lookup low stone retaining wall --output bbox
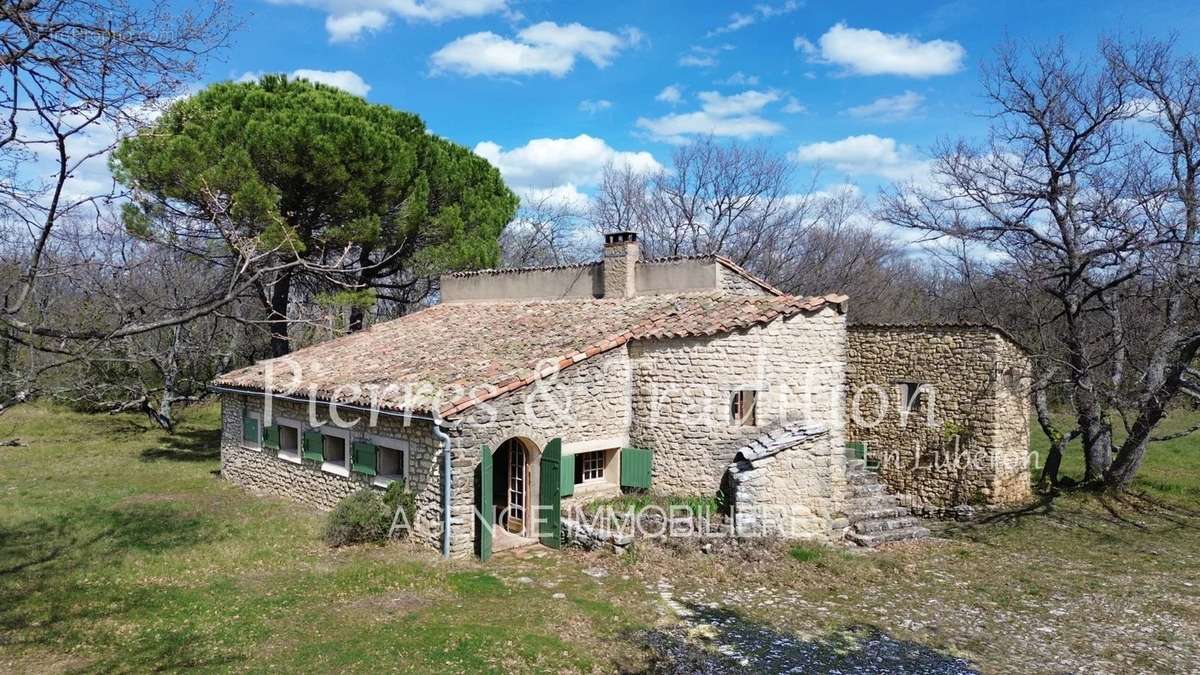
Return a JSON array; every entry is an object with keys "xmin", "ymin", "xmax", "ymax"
[{"xmin": 561, "ymin": 516, "xmax": 634, "ymax": 553}]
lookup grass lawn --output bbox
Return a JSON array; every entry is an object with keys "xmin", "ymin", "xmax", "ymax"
[
  {"xmin": 1, "ymin": 403, "xmax": 1198, "ymax": 673},
  {"xmin": 0, "ymin": 405, "xmax": 655, "ymax": 673}
]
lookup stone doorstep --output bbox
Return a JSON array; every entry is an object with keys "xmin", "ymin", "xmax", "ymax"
[
  {"xmin": 853, "ymin": 516, "xmax": 923, "ymax": 534},
  {"xmin": 845, "ymin": 526, "xmax": 931, "ymax": 547}
]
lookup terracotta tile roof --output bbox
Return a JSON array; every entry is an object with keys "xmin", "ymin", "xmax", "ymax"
[{"xmin": 214, "ymin": 292, "xmax": 847, "ymax": 419}]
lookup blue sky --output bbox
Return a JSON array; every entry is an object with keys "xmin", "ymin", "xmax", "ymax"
[{"xmin": 196, "ymin": 1, "xmax": 1200, "ymax": 207}]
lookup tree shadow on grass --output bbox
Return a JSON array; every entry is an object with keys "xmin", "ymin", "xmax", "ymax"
[
  {"xmin": 628, "ymin": 603, "xmax": 976, "ymax": 674},
  {"xmin": 936, "ymin": 489, "xmax": 1200, "ymax": 546},
  {"xmin": 0, "ymin": 501, "xmax": 238, "ymax": 668},
  {"xmin": 140, "ymin": 427, "xmax": 221, "ymax": 462}
]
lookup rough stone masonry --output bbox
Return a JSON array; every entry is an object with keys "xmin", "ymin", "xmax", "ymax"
[{"xmin": 845, "ymin": 324, "xmax": 1033, "ymax": 513}]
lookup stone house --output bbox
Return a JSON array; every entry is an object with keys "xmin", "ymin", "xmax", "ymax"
[
  {"xmin": 212, "ymin": 232, "xmax": 1032, "ymax": 558},
  {"xmin": 845, "ymin": 324, "xmax": 1033, "ymax": 512}
]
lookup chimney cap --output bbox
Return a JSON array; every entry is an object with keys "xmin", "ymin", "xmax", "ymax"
[{"xmin": 604, "ymin": 231, "xmax": 638, "ymax": 244}]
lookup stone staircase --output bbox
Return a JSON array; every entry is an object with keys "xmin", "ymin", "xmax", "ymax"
[{"xmin": 843, "ymin": 459, "xmax": 930, "ymax": 547}]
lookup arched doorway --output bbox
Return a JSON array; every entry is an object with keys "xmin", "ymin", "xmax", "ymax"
[{"xmin": 491, "ymin": 438, "xmax": 540, "ymax": 543}]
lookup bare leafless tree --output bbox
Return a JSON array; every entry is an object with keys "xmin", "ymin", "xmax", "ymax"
[
  {"xmin": 500, "ymin": 191, "xmax": 590, "ymax": 267},
  {"xmin": 879, "ymin": 38, "xmax": 1200, "ymax": 490}
]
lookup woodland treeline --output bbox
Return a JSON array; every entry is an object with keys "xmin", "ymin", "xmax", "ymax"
[{"xmin": 0, "ymin": 1, "xmax": 1195, "ymax": 491}]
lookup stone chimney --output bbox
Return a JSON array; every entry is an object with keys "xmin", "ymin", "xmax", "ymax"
[{"xmin": 602, "ymin": 231, "xmax": 639, "ymax": 299}]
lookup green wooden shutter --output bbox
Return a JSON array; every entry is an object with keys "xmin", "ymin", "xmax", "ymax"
[
  {"xmin": 242, "ymin": 415, "xmax": 259, "ymax": 444},
  {"xmin": 620, "ymin": 447, "xmax": 652, "ymax": 490},
  {"xmin": 302, "ymin": 431, "xmax": 324, "ymax": 462},
  {"xmin": 477, "ymin": 445, "xmax": 493, "ymax": 561},
  {"xmin": 539, "ymin": 438, "xmax": 562, "ymax": 549},
  {"xmin": 846, "ymin": 442, "xmax": 866, "ymax": 460},
  {"xmin": 560, "ymin": 452, "xmax": 575, "ymax": 497},
  {"xmin": 263, "ymin": 424, "xmax": 280, "ymax": 450},
  {"xmin": 351, "ymin": 441, "xmax": 377, "ymax": 476}
]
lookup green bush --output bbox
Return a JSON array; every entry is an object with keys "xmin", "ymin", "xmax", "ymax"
[
  {"xmin": 323, "ymin": 489, "xmax": 391, "ymax": 547},
  {"xmin": 382, "ymin": 481, "xmax": 417, "ymax": 539},
  {"xmin": 789, "ymin": 543, "xmax": 825, "ymax": 563}
]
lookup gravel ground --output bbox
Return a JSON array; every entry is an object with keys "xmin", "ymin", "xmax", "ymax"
[{"xmin": 640, "ymin": 579, "xmax": 978, "ymax": 674}]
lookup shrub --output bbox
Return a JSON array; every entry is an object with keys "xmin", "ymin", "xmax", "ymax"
[
  {"xmin": 323, "ymin": 489, "xmax": 391, "ymax": 547},
  {"xmin": 382, "ymin": 481, "xmax": 416, "ymax": 539},
  {"xmin": 789, "ymin": 543, "xmax": 825, "ymax": 563}
]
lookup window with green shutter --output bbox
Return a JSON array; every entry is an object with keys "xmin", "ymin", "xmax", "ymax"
[
  {"xmin": 242, "ymin": 415, "xmax": 259, "ymax": 445},
  {"xmin": 351, "ymin": 441, "xmax": 377, "ymax": 476},
  {"xmin": 263, "ymin": 424, "xmax": 281, "ymax": 450},
  {"xmin": 302, "ymin": 431, "xmax": 324, "ymax": 462}
]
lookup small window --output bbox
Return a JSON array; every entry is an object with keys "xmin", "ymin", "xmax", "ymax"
[
  {"xmin": 574, "ymin": 450, "xmax": 605, "ymax": 484},
  {"xmin": 323, "ymin": 434, "xmax": 347, "ymax": 467},
  {"xmin": 730, "ymin": 390, "xmax": 757, "ymax": 427},
  {"xmin": 277, "ymin": 423, "xmax": 301, "ymax": 462},
  {"xmin": 900, "ymin": 382, "xmax": 925, "ymax": 413},
  {"xmin": 375, "ymin": 444, "xmax": 407, "ymax": 485},
  {"xmin": 242, "ymin": 412, "xmax": 261, "ymax": 449}
]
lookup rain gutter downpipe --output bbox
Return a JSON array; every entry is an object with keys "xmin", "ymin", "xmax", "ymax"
[{"xmin": 432, "ymin": 419, "xmax": 452, "ymax": 559}]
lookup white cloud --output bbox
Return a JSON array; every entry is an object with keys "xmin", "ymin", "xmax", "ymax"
[
  {"xmin": 518, "ymin": 184, "xmax": 592, "ymax": 212},
  {"xmin": 793, "ymin": 36, "xmax": 817, "ymax": 55},
  {"xmin": 707, "ymin": 0, "xmax": 799, "ymax": 37},
  {"xmin": 237, "ymin": 69, "xmax": 372, "ymax": 97},
  {"xmin": 636, "ymin": 89, "xmax": 784, "ymax": 143},
  {"xmin": 656, "ymin": 84, "xmax": 684, "ymax": 104},
  {"xmin": 782, "ymin": 97, "xmax": 806, "ymax": 114},
  {"xmin": 431, "ymin": 22, "xmax": 637, "ymax": 77},
  {"xmin": 679, "ymin": 53, "xmax": 717, "ymax": 68},
  {"xmin": 678, "ymin": 44, "xmax": 732, "ymax": 68},
  {"xmin": 324, "ymin": 10, "xmax": 389, "ymax": 42},
  {"xmin": 578, "ymin": 99, "xmax": 613, "ymax": 114},
  {"xmin": 790, "ymin": 134, "xmax": 928, "ymax": 180},
  {"xmin": 846, "ymin": 91, "xmax": 924, "ymax": 121},
  {"xmin": 474, "ymin": 134, "xmax": 662, "ymax": 191},
  {"xmin": 271, "ymin": 0, "xmax": 510, "ymax": 42},
  {"xmin": 289, "ymin": 69, "xmax": 372, "ymax": 96},
  {"xmin": 798, "ymin": 23, "xmax": 965, "ymax": 77},
  {"xmin": 717, "ymin": 71, "xmax": 759, "ymax": 86}
]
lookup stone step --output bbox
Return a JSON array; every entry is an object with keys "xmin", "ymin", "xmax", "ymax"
[
  {"xmin": 852, "ymin": 516, "xmax": 924, "ymax": 534},
  {"xmin": 847, "ymin": 471, "xmax": 882, "ymax": 486},
  {"xmin": 846, "ymin": 458, "xmax": 866, "ymax": 471},
  {"xmin": 847, "ymin": 506, "xmax": 910, "ymax": 524},
  {"xmin": 845, "ymin": 525, "xmax": 931, "ymax": 547},
  {"xmin": 849, "ymin": 482, "xmax": 885, "ymax": 497},
  {"xmin": 846, "ymin": 494, "xmax": 900, "ymax": 511}
]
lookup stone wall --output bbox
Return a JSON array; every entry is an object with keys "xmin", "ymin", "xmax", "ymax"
[
  {"xmin": 718, "ymin": 265, "xmax": 775, "ymax": 296},
  {"xmin": 845, "ymin": 325, "xmax": 1032, "ymax": 511},
  {"xmin": 628, "ymin": 306, "xmax": 848, "ymax": 503},
  {"xmin": 449, "ymin": 347, "xmax": 632, "ymax": 557},
  {"xmin": 219, "ymin": 394, "xmax": 445, "ymax": 549},
  {"xmin": 726, "ymin": 422, "xmax": 842, "ymax": 538}
]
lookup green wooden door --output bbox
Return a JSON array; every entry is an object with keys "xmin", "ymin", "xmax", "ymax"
[
  {"xmin": 476, "ymin": 445, "xmax": 493, "ymax": 561},
  {"xmin": 539, "ymin": 438, "xmax": 562, "ymax": 549}
]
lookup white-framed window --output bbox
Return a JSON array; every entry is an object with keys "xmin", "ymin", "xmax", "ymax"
[
  {"xmin": 369, "ymin": 435, "xmax": 409, "ymax": 488},
  {"xmin": 575, "ymin": 450, "xmax": 606, "ymax": 484},
  {"xmin": 320, "ymin": 426, "xmax": 351, "ymax": 477},
  {"xmin": 241, "ymin": 409, "xmax": 262, "ymax": 449},
  {"xmin": 275, "ymin": 418, "xmax": 303, "ymax": 464}
]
